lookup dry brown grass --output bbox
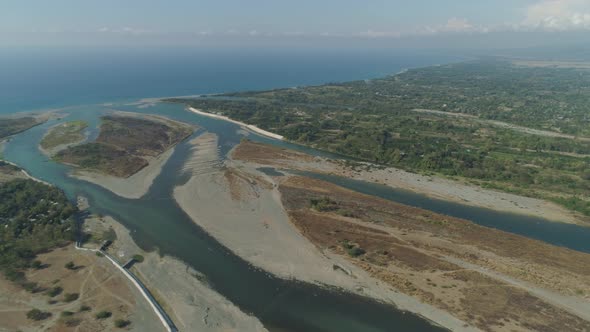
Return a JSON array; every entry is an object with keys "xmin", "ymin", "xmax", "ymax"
[
  {"xmin": 0, "ymin": 246, "xmax": 138, "ymax": 332},
  {"xmin": 279, "ymin": 175, "xmax": 590, "ymax": 332}
]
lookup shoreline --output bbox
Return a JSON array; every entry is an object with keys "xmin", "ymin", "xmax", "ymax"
[
  {"xmin": 232, "ymin": 141, "xmax": 587, "ymax": 226},
  {"xmin": 338, "ymin": 161, "xmax": 586, "ymax": 225},
  {"xmin": 1, "ymin": 160, "xmax": 53, "ymax": 186},
  {"xmin": 73, "ymin": 146, "xmax": 175, "ymax": 199},
  {"xmin": 187, "ymin": 107, "xmax": 284, "ymax": 140},
  {"xmin": 91, "ymin": 214, "xmax": 267, "ymax": 332}
]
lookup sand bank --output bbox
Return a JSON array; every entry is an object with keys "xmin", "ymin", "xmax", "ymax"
[
  {"xmin": 343, "ymin": 163, "xmax": 585, "ymax": 225},
  {"xmin": 188, "ymin": 107, "xmax": 284, "ymax": 140},
  {"xmin": 173, "ymin": 133, "xmax": 478, "ymax": 332},
  {"xmin": 1, "ymin": 160, "xmax": 53, "ymax": 186},
  {"xmin": 74, "ymin": 147, "xmax": 174, "ymax": 199},
  {"xmin": 97, "ymin": 216, "xmax": 266, "ymax": 332},
  {"xmin": 232, "ymin": 141, "xmax": 587, "ymax": 225}
]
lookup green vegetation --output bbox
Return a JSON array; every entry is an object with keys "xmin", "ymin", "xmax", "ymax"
[
  {"xmin": 55, "ymin": 142, "xmax": 148, "ymax": 177},
  {"xmin": 95, "ymin": 310, "xmax": 112, "ymax": 319},
  {"xmin": 79, "ymin": 305, "xmax": 92, "ymax": 312},
  {"xmin": 46, "ymin": 286, "xmax": 63, "ymax": 297},
  {"xmin": 309, "ymin": 197, "xmax": 338, "ymax": 212},
  {"xmin": 61, "ymin": 310, "xmax": 74, "ymax": 317},
  {"xmin": 132, "ymin": 254, "xmax": 144, "ymax": 263},
  {"xmin": 26, "ymin": 308, "xmax": 51, "ymax": 321},
  {"xmin": 0, "ymin": 179, "xmax": 77, "ymax": 288},
  {"xmin": 114, "ymin": 319, "xmax": 131, "ymax": 328},
  {"xmin": 63, "ymin": 293, "xmax": 79, "ymax": 302},
  {"xmin": 64, "ymin": 261, "xmax": 76, "ymax": 270},
  {"xmin": 64, "ymin": 318, "xmax": 82, "ymax": 327},
  {"xmin": 341, "ymin": 241, "xmax": 366, "ymax": 257},
  {"xmin": 0, "ymin": 117, "xmax": 42, "ymax": 139},
  {"xmin": 40, "ymin": 120, "xmax": 88, "ymax": 151},
  {"xmin": 169, "ymin": 60, "xmax": 590, "ymax": 216},
  {"xmin": 54, "ymin": 115, "xmax": 193, "ymax": 177}
]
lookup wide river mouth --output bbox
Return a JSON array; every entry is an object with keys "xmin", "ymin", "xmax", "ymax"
[{"xmin": 5, "ymin": 100, "xmax": 590, "ymax": 331}]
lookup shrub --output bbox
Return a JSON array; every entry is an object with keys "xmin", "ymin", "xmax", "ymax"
[
  {"xmin": 46, "ymin": 286, "xmax": 63, "ymax": 297},
  {"xmin": 347, "ymin": 247, "xmax": 366, "ymax": 257},
  {"xmin": 64, "ymin": 261, "xmax": 76, "ymax": 270},
  {"xmin": 95, "ymin": 311, "xmax": 112, "ymax": 319},
  {"xmin": 61, "ymin": 311, "xmax": 74, "ymax": 317},
  {"xmin": 22, "ymin": 281, "xmax": 40, "ymax": 293},
  {"xmin": 132, "ymin": 254, "xmax": 144, "ymax": 263},
  {"xmin": 95, "ymin": 251, "xmax": 104, "ymax": 257},
  {"xmin": 31, "ymin": 260, "xmax": 43, "ymax": 269},
  {"xmin": 65, "ymin": 318, "xmax": 82, "ymax": 327},
  {"xmin": 114, "ymin": 319, "xmax": 131, "ymax": 328},
  {"xmin": 26, "ymin": 309, "xmax": 51, "ymax": 321},
  {"xmin": 63, "ymin": 293, "xmax": 79, "ymax": 302},
  {"xmin": 79, "ymin": 305, "xmax": 92, "ymax": 312}
]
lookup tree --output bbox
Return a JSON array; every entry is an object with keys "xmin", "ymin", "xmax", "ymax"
[
  {"xmin": 26, "ymin": 308, "xmax": 51, "ymax": 321},
  {"xmin": 95, "ymin": 311, "xmax": 112, "ymax": 319},
  {"xmin": 114, "ymin": 319, "xmax": 131, "ymax": 328}
]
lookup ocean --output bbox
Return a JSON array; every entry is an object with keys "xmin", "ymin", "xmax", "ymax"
[{"xmin": 0, "ymin": 47, "xmax": 461, "ymax": 114}]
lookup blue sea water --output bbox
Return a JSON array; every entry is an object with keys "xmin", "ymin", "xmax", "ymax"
[{"xmin": 0, "ymin": 47, "xmax": 461, "ymax": 114}]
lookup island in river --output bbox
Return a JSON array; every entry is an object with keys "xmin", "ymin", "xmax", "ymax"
[{"xmin": 54, "ymin": 111, "xmax": 195, "ymax": 199}]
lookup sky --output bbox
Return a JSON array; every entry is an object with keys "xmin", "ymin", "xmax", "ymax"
[{"xmin": 2, "ymin": 0, "xmax": 590, "ymax": 49}]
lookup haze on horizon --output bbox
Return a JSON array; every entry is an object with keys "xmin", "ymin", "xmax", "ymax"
[{"xmin": 2, "ymin": 0, "xmax": 590, "ymax": 50}]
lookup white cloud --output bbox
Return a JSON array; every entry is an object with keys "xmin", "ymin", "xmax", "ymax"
[
  {"xmin": 97, "ymin": 26, "xmax": 152, "ymax": 35},
  {"xmin": 522, "ymin": 0, "xmax": 590, "ymax": 30}
]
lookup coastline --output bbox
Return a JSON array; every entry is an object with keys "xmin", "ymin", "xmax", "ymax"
[
  {"xmin": 172, "ymin": 133, "xmax": 478, "ymax": 332},
  {"xmin": 187, "ymin": 107, "xmax": 284, "ymax": 140},
  {"xmin": 1, "ymin": 159, "xmax": 53, "ymax": 186},
  {"xmin": 73, "ymin": 147, "xmax": 175, "ymax": 199}
]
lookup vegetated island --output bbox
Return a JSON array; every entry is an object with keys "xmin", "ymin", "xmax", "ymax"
[
  {"xmin": 0, "ymin": 115, "xmax": 47, "ymax": 140},
  {"xmin": 54, "ymin": 112, "xmax": 195, "ymax": 198},
  {"xmin": 173, "ymin": 137, "xmax": 590, "ymax": 332},
  {"xmin": 166, "ymin": 59, "xmax": 590, "ymax": 224},
  {"xmin": 0, "ymin": 162, "xmax": 160, "ymax": 331},
  {"xmin": 1, "ymin": 113, "xmax": 53, "ymax": 159},
  {"xmin": 39, "ymin": 120, "xmax": 88, "ymax": 156}
]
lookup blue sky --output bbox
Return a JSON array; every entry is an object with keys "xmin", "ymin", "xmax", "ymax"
[{"xmin": 2, "ymin": 0, "xmax": 590, "ymax": 48}]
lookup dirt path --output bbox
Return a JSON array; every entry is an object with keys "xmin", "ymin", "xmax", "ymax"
[{"xmin": 413, "ymin": 108, "xmax": 590, "ymax": 141}]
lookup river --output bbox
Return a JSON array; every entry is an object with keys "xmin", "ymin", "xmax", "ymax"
[
  {"xmin": 4, "ymin": 101, "xmax": 446, "ymax": 332},
  {"xmin": 5, "ymin": 100, "xmax": 590, "ymax": 331}
]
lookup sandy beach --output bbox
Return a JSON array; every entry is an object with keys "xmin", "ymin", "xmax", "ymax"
[
  {"xmin": 74, "ymin": 146, "xmax": 174, "ymax": 199},
  {"xmin": 83, "ymin": 212, "xmax": 267, "ymax": 332},
  {"xmin": 173, "ymin": 133, "xmax": 479, "ymax": 332},
  {"xmin": 187, "ymin": 107, "xmax": 284, "ymax": 140}
]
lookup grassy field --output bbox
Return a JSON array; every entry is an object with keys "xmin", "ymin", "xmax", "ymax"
[
  {"xmin": 168, "ymin": 59, "xmax": 590, "ymax": 216},
  {"xmin": 40, "ymin": 120, "xmax": 88, "ymax": 151}
]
